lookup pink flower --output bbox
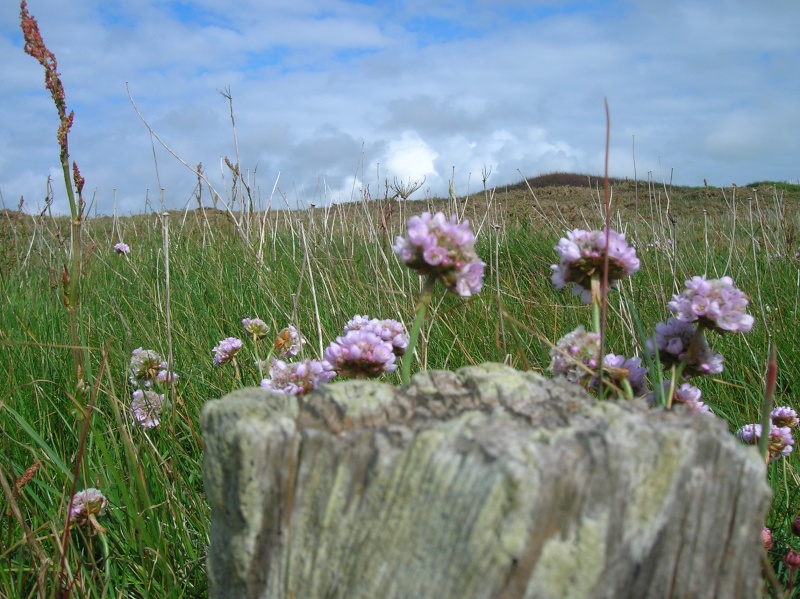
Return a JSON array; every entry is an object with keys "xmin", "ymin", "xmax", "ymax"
[
  {"xmin": 260, "ymin": 358, "xmax": 335, "ymax": 395},
  {"xmin": 648, "ymin": 318, "xmax": 723, "ymax": 377},
  {"xmin": 393, "ymin": 211, "xmax": 485, "ymax": 297},
  {"xmin": 114, "ymin": 242, "xmax": 130, "ymax": 255},
  {"xmin": 323, "ymin": 329, "xmax": 397, "ymax": 378},
  {"xmin": 212, "ymin": 337, "xmax": 243, "ymax": 365},
  {"xmin": 242, "ymin": 317, "xmax": 270, "ymax": 340},
  {"xmin": 273, "ymin": 325, "xmax": 306, "ymax": 359},
  {"xmin": 69, "ymin": 488, "xmax": 108, "ymax": 532},
  {"xmin": 549, "ymin": 326, "xmax": 601, "ymax": 386},
  {"xmin": 131, "ymin": 389, "xmax": 168, "ymax": 429},
  {"xmin": 551, "ymin": 229, "xmax": 640, "ymax": 303},
  {"xmin": 344, "ymin": 315, "xmax": 409, "ymax": 357},
  {"xmin": 668, "ymin": 276, "xmax": 754, "ymax": 334}
]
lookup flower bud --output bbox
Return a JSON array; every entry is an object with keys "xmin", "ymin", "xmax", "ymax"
[
  {"xmin": 792, "ymin": 515, "xmax": 800, "ymax": 537},
  {"xmin": 784, "ymin": 550, "xmax": 800, "ymax": 570},
  {"xmin": 762, "ymin": 527, "xmax": 774, "ymax": 550}
]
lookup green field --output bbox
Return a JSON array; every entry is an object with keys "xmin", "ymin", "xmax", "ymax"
[{"xmin": 2, "ymin": 176, "xmax": 800, "ymax": 596}]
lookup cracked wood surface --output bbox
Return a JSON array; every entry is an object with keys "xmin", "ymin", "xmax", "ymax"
[{"xmin": 202, "ymin": 363, "xmax": 770, "ymax": 599}]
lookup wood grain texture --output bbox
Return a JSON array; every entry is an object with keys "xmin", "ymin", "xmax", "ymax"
[{"xmin": 201, "ymin": 363, "xmax": 770, "ymax": 599}]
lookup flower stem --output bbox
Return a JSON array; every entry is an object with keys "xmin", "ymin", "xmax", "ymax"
[
  {"xmin": 758, "ymin": 342, "xmax": 778, "ymax": 463},
  {"xmin": 402, "ymin": 274, "xmax": 437, "ymax": 387}
]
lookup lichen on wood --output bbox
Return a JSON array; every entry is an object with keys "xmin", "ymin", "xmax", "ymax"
[{"xmin": 202, "ymin": 363, "xmax": 770, "ymax": 599}]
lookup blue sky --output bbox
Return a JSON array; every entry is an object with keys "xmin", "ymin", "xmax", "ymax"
[{"xmin": 1, "ymin": 0, "xmax": 798, "ymax": 214}]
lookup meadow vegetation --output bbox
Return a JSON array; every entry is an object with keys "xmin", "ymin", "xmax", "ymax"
[
  {"xmin": 2, "ymin": 175, "xmax": 800, "ymax": 596},
  {"xmin": 5, "ymin": 2, "xmax": 800, "ymax": 595}
]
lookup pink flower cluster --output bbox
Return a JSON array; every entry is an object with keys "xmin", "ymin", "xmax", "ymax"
[
  {"xmin": 323, "ymin": 329, "xmax": 398, "ymax": 379},
  {"xmin": 648, "ymin": 318, "xmax": 724, "ymax": 377},
  {"xmin": 668, "ymin": 276, "xmax": 754, "ymax": 334},
  {"xmin": 69, "ymin": 488, "xmax": 108, "ymax": 532},
  {"xmin": 113, "ymin": 242, "xmax": 130, "ymax": 255},
  {"xmin": 549, "ymin": 326, "xmax": 601, "ymax": 385},
  {"xmin": 590, "ymin": 353, "xmax": 649, "ymax": 397},
  {"xmin": 344, "ymin": 315, "xmax": 409, "ymax": 356},
  {"xmin": 131, "ymin": 389, "xmax": 169, "ymax": 429},
  {"xmin": 273, "ymin": 325, "xmax": 306, "ymax": 359},
  {"xmin": 242, "ymin": 317, "xmax": 269, "ymax": 340},
  {"xmin": 551, "ymin": 228, "xmax": 640, "ymax": 303},
  {"xmin": 128, "ymin": 347, "xmax": 176, "ymax": 428},
  {"xmin": 129, "ymin": 347, "xmax": 177, "ymax": 387},
  {"xmin": 260, "ymin": 358, "xmax": 335, "ymax": 395},
  {"xmin": 650, "ymin": 381, "xmax": 713, "ymax": 416},
  {"xmin": 393, "ymin": 211, "xmax": 485, "ymax": 297},
  {"xmin": 736, "ymin": 406, "xmax": 798, "ymax": 462},
  {"xmin": 212, "ymin": 337, "xmax": 243, "ymax": 365}
]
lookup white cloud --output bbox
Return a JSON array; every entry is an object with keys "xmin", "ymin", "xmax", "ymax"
[
  {"xmin": 381, "ymin": 131, "xmax": 439, "ymax": 183},
  {"xmin": 1, "ymin": 0, "xmax": 798, "ymax": 214}
]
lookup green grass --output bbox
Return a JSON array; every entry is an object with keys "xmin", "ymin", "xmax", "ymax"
[
  {"xmin": 746, "ymin": 180, "xmax": 800, "ymax": 193},
  {"xmin": 2, "ymin": 179, "xmax": 800, "ymax": 597}
]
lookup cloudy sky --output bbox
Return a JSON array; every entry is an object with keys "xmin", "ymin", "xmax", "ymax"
[{"xmin": 1, "ymin": 0, "xmax": 798, "ymax": 215}]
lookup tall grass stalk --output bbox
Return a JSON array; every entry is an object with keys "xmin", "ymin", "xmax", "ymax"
[{"xmin": 20, "ymin": 1, "xmax": 88, "ymax": 398}]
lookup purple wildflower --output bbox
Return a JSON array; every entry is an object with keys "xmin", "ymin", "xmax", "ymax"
[
  {"xmin": 771, "ymin": 406, "xmax": 799, "ymax": 429},
  {"xmin": 656, "ymin": 381, "xmax": 713, "ymax": 415},
  {"xmin": 737, "ymin": 423, "xmax": 795, "ymax": 462},
  {"xmin": 345, "ymin": 315, "xmax": 410, "ymax": 357},
  {"xmin": 648, "ymin": 318, "xmax": 724, "ymax": 377},
  {"xmin": 131, "ymin": 389, "xmax": 168, "ymax": 429},
  {"xmin": 69, "ymin": 488, "xmax": 108, "ymax": 532},
  {"xmin": 113, "ymin": 242, "xmax": 130, "ymax": 255},
  {"xmin": 242, "ymin": 317, "xmax": 270, "ymax": 340},
  {"xmin": 769, "ymin": 426, "xmax": 795, "ymax": 462},
  {"xmin": 212, "ymin": 337, "xmax": 243, "ymax": 365},
  {"xmin": 549, "ymin": 326, "xmax": 601, "ymax": 385},
  {"xmin": 667, "ymin": 276, "xmax": 754, "ymax": 334},
  {"xmin": 591, "ymin": 353, "xmax": 649, "ymax": 397},
  {"xmin": 323, "ymin": 329, "xmax": 397, "ymax": 378},
  {"xmin": 763, "ymin": 527, "xmax": 774, "ymax": 550},
  {"xmin": 156, "ymin": 368, "xmax": 178, "ymax": 384},
  {"xmin": 551, "ymin": 228, "xmax": 640, "ymax": 303},
  {"xmin": 260, "ymin": 358, "xmax": 336, "ymax": 395},
  {"xmin": 129, "ymin": 348, "xmax": 164, "ymax": 387},
  {"xmin": 392, "ymin": 211, "xmax": 485, "ymax": 297},
  {"xmin": 736, "ymin": 423, "xmax": 761, "ymax": 445},
  {"xmin": 273, "ymin": 325, "xmax": 306, "ymax": 359}
]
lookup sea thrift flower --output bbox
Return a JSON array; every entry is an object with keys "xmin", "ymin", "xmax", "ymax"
[
  {"xmin": 392, "ymin": 211, "xmax": 485, "ymax": 297},
  {"xmin": 69, "ymin": 488, "xmax": 108, "ymax": 532},
  {"xmin": 793, "ymin": 515, "xmax": 800, "ymax": 538},
  {"xmin": 323, "ymin": 329, "xmax": 397, "ymax": 378},
  {"xmin": 648, "ymin": 318, "xmax": 724, "ymax": 377},
  {"xmin": 242, "ymin": 317, "xmax": 270, "ymax": 340},
  {"xmin": 549, "ymin": 326, "xmax": 601, "ymax": 385},
  {"xmin": 785, "ymin": 550, "xmax": 800, "ymax": 570},
  {"xmin": 156, "ymin": 368, "xmax": 178, "ymax": 384},
  {"xmin": 736, "ymin": 424, "xmax": 761, "ymax": 445},
  {"xmin": 736, "ymin": 424, "xmax": 794, "ymax": 462},
  {"xmin": 768, "ymin": 426, "xmax": 795, "ymax": 462},
  {"xmin": 771, "ymin": 406, "xmax": 799, "ymax": 429},
  {"xmin": 656, "ymin": 381, "xmax": 713, "ymax": 415},
  {"xmin": 273, "ymin": 325, "xmax": 305, "ymax": 359},
  {"xmin": 551, "ymin": 228, "xmax": 640, "ymax": 303},
  {"xmin": 667, "ymin": 276, "xmax": 754, "ymax": 334},
  {"xmin": 763, "ymin": 527, "xmax": 774, "ymax": 549},
  {"xmin": 131, "ymin": 389, "xmax": 168, "ymax": 429},
  {"xmin": 114, "ymin": 242, "xmax": 130, "ymax": 255},
  {"xmin": 591, "ymin": 354, "xmax": 649, "ymax": 397},
  {"xmin": 129, "ymin": 348, "xmax": 164, "ymax": 387},
  {"xmin": 212, "ymin": 337, "xmax": 243, "ymax": 365},
  {"xmin": 345, "ymin": 315, "xmax": 410, "ymax": 357},
  {"xmin": 260, "ymin": 358, "xmax": 335, "ymax": 395}
]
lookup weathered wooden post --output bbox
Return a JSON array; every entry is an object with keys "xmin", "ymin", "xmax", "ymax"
[{"xmin": 201, "ymin": 363, "xmax": 770, "ymax": 598}]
